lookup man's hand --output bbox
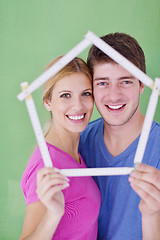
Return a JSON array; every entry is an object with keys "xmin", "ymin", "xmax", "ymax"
[
  {"xmin": 129, "ymin": 163, "xmax": 160, "ymax": 240},
  {"xmin": 129, "ymin": 163, "xmax": 160, "ymax": 215}
]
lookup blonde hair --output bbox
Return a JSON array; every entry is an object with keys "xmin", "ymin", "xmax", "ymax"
[
  {"xmin": 43, "ymin": 56, "xmax": 92, "ymax": 103},
  {"xmin": 42, "ymin": 56, "xmax": 92, "ymax": 137}
]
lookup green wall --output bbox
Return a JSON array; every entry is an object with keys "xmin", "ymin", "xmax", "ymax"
[{"xmin": 1, "ymin": 0, "xmax": 160, "ymax": 239}]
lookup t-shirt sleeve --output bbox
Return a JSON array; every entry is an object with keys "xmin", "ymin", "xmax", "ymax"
[
  {"xmin": 156, "ymin": 158, "xmax": 160, "ymax": 170},
  {"xmin": 21, "ymin": 157, "xmax": 44, "ymax": 205}
]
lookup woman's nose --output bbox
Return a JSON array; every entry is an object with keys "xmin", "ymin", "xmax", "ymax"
[{"xmin": 71, "ymin": 96, "xmax": 83, "ymax": 110}]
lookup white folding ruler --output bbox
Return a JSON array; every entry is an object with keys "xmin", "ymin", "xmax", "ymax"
[
  {"xmin": 17, "ymin": 38, "xmax": 92, "ymax": 101},
  {"xmin": 18, "ymin": 31, "xmax": 160, "ymax": 177},
  {"xmin": 21, "ymin": 82, "xmax": 53, "ymax": 167},
  {"xmin": 134, "ymin": 78, "xmax": 160, "ymax": 163}
]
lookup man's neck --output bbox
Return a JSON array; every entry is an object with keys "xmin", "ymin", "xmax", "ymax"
[{"xmin": 103, "ymin": 113, "xmax": 145, "ymax": 157}]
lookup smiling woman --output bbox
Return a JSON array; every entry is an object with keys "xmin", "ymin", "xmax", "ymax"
[
  {"xmin": 42, "ymin": 56, "xmax": 93, "ymax": 136},
  {"xmin": 44, "ymin": 72, "xmax": 93, "ymax": 135},
  {"xmin": 19, "ymin": 57, "xmax": 101, "ymax": 240}
]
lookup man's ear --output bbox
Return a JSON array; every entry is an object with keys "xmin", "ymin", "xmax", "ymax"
[
  {"xmin": 44, "ymin": 99, "xmax": 51, "ymax": 111},
  {"xmin": 140, "ymin": 82, "xmax": 145, "ymax": 95}
]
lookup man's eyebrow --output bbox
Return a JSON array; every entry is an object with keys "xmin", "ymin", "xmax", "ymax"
[
  {"xmin": 94, "ymin": 77, "xmax": 109, "ymax": 81},
  {"xmin": 118, "ymin": 76, "xmax": 135, "ymax": 80},
  {"xmin": 94, "ymin": 75, "xmax": 136, "ymax": 81}
]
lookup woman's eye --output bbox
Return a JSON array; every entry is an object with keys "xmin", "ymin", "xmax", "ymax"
[
  {"xmin": 82, "ymin": 92, "xmax": 92, "ymax": 96},
  {"xmin": 60, "ymin": 93, "xmax": 70, "ymax": 98}
]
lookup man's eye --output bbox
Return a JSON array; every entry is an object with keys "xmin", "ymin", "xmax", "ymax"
[
  {"xmin": 124, "ymin": 81, "xmax": 131, "ymax": 84},
  {"xmin": 60, "ymin": 93, "xmax": 70, "ymax": 98},
  {"xmin": 121, "ymin": 80, "xmax": 133, "ymax": 86},
  {"xmin": 98, "ymin": 82, "xmax": 107, "ymax": 86}
]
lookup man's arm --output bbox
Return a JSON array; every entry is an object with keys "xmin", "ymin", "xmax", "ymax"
[{"xmin": 129, "ymin": 163, "xmax": 160, "ymax": 240}]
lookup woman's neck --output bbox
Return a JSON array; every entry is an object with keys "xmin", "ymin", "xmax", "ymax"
[{"xmin": 45, "ymin": 126, "xmax": 81, "ymax": 163}]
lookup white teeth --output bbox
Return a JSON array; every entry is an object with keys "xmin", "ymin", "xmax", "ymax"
[
  {"xmin": 68, "ymin": 115, "xmax": 85, "ymax": 120},
  {"xmin": 108, "ymin": 105, "xmax": 123, "ymax": 109}
]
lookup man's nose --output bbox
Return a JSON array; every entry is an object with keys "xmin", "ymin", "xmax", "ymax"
[{"xmin": 108, "ymin": 84, "xmax": 121, "ymax": 101}]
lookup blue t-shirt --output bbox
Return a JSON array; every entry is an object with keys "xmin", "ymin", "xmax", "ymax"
[{"xmin": 79, "ymin": 118, "xmax": 160, "ymax": 240}]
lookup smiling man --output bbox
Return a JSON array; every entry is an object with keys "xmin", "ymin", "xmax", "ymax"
[{"xmin": 79, "ymin": 33, "xmax": 160, "ymax": 240}]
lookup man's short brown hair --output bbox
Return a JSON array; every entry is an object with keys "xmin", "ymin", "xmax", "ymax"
[{"xmin": 87, "ymin": 32, "xmax": 146, "ymax": 77}]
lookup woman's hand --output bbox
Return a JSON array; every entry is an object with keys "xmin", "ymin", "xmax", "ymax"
[{"xmin": 36, "ymin": 167, "xmax": 70, "ymax": 219}]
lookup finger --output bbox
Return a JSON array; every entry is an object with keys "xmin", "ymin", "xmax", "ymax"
[
  {"xmin": 45, "ymin": 183, "xmax": 69, "ymax": 199},
  {"xmin": 37, "ymin": 167, "xmax": 63, "ymax": 185},
  {"xmin": 135, "ymin": 163, "xmax": 159, "ymax": 173},
  {"xmin": 37, "ymin": 167, "xmax": 55, "ymax": 183},
  {"xmin": 40, "ymin": 171, "xmax": 69, "ymax": 190},
  {"xmin": 48, "ymin": 172, "xmax": 70, "ymax": 182},
  {"xmin": 37, "ymin": 175, "xmax": 69, "ymax": 197},
  {"xmin": 39, "ymin": 182, "xmax": 69, "ymax": 203},
  {"xmin": 129, "ymin": 177, "xmax": 160, "ymax": 204},
  {"xmin": 37, "ymin": 176, "xmax": 67, "ymax": 195},
  {"xmin": 130, "ymin": 164, "xmax": 160, "ymax": 190},
  {"xmin": 130, "ymin": 181, "xmax": 160, "ymax": 212}
]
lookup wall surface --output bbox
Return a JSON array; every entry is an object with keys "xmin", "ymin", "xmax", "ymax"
[{"xmin": 0, "ymin": 0, "xmax": 160, "ymax": 238}]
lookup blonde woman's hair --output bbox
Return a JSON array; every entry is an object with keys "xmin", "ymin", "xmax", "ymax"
[
  {"xmin": 42, "ymin": 56, "xmax": 92, "ymax": 137},
  {"xmin": 43, "ymin": 56, "xmax": 92, "ymax": 103}
]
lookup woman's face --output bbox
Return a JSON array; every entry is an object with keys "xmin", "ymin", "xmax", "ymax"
[{"xmin": 44, "ymin": 72, "xmax": 94, "ymax": 134}]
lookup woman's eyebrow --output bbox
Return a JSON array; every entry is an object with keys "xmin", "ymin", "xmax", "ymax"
[{"xmin": 58, "ymin": 90, "xmax": 72, "ymax": 93}]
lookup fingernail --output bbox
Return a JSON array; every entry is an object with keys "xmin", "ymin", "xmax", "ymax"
[
  {"xmin": 53, "ymin": 168, "xmax": 60, "ymax": 173},
  {"xmin": 64, "ymin": 176, "xmax": 70, "ymax": 182},
  {"xmin": 130, "ymin": 171, "xmax": 136, "ymax": 177},
  {"xmin": 133, "ymin": 163, "xmax": 138, "ymax": 168},
  {"xmin": 133, "ymin": 163, "xmax": 140, "ymax": 168},
  {"xmin": 129, "ymin": 176, "xmax": 134, "ymax": 182},
  {"xmin": 63, "ymin": 182, "xmax": 70, "ymax": 187}
]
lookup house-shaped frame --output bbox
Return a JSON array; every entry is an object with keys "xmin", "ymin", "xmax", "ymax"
[{"xmin": 17, "ymin": 31, "xmax": 160, "ymax": 177}]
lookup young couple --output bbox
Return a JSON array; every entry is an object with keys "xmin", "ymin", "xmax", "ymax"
[{"xmin": 19, "ymin": 33, "xmax": 160, "ymax": 240}]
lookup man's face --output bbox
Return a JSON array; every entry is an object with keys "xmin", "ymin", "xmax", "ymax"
[{"xmin": 93, "ymin": 62, "xmax": 145, "ymax": 127}]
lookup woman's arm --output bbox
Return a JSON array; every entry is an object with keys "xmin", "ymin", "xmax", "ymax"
[{"xmin": 19, "ymin": 168, "xmax": 70, "ymax": 240}]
